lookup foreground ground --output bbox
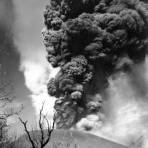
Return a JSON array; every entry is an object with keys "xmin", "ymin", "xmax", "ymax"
[{"xmin": 11, "ymin": 130, "xmax": 127, "ymax": 148}]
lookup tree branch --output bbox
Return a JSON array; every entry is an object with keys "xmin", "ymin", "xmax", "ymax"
[
  {"xmin": 39, "ymin": 102, "xmax": 45, "ymax": 147},
  {"xmin": 39, "ymin": 102, "xmax": 55, "ymax": 148},
  {"xmin": 19, "ymin": 102, "xmax": 55, "ymax": 148},
  {"xmin": 19, "ymin": 117, "xmax": 36, "ymax": 148}
]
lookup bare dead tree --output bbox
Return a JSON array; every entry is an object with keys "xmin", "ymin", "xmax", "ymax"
[
  {"xmin": 19, "ymin": 102, "xmax": 55, "ymax": 148},
  {"xmin": 19, "ymin": 118, "xmax": 36, "ymax": 148}
]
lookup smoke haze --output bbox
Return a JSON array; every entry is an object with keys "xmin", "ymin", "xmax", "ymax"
[
  {"xmin": 76, "ymin": 58, "xmax": 148, "ymax": 147},
  {"xmin": 13, "ymin": 0, "xmax": 58, "ymax": 120}
]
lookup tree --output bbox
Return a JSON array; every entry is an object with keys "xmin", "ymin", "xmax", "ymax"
[
  {"xmin": 19, "ymin": 102, "xmax": 55, "ymax": 148},
  {"xmin": 0, "ymin": 72, "xmax": 23, "ymax": 144},
  {"xmin": 0, "ymin": 96, "xmax": 23, "ymax": 144}
]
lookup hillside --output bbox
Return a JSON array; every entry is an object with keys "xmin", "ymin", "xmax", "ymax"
[{"xmin": 12, "ymin": 130, "xmax": 128, "ymax": 148}]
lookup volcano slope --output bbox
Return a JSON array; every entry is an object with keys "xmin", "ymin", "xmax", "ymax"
[{"xmin": 12, "ymin": 130, "xmax": 127, "ymax": 148}]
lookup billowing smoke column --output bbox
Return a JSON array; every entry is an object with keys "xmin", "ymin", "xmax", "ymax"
[{"xmin": 42, "ymin": 0, "xmax": 148, "ymax": 129}]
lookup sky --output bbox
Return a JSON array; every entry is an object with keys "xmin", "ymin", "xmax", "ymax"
[{"xmin": 0, "ymin": 0, "xmax": 57, "ymax": 135}]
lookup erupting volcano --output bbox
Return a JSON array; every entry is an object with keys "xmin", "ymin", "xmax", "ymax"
[{"xmin": 42, "ymin": 0, "xmax": 148, "ymax": 129}]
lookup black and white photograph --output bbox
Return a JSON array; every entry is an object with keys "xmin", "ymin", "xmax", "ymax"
[{"xmin": 0, "ymin": 0, "xmax": 148, "ymax": 147}]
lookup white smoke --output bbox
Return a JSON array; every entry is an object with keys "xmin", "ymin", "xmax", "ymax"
[
  {"xmin": 76, "ymin": 57, "xmax": 148, "ymax": 147},
  {"xmin": 17, "ymin": 47, "xmax": 59, "ymax": 121},
  {"xmin": 20, "ymin": 58, "xmax": 57, "ymax": 118},
  {"xmin": 13, "ymin": 0, "xmax": 60, "ymax": 122}
]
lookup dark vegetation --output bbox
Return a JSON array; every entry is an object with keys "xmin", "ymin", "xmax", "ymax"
[{"xmin": 0, "ymin": 74, "xmax": 22, "ymax": 147}]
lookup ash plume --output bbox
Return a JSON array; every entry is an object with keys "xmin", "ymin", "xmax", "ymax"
[{"xmin": 42, "ymin": 0, "xmax": 148, "ymax": 129}]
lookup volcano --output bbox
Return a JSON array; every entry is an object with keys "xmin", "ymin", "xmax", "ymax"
[{"xmin": 42, "ymin": 0, "xmax": 148, "ymax": 129}]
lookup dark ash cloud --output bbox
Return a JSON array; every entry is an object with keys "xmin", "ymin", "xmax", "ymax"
[{"xmin": 42, "ymin": 0, "xmax": 148, "ymax": 129}]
